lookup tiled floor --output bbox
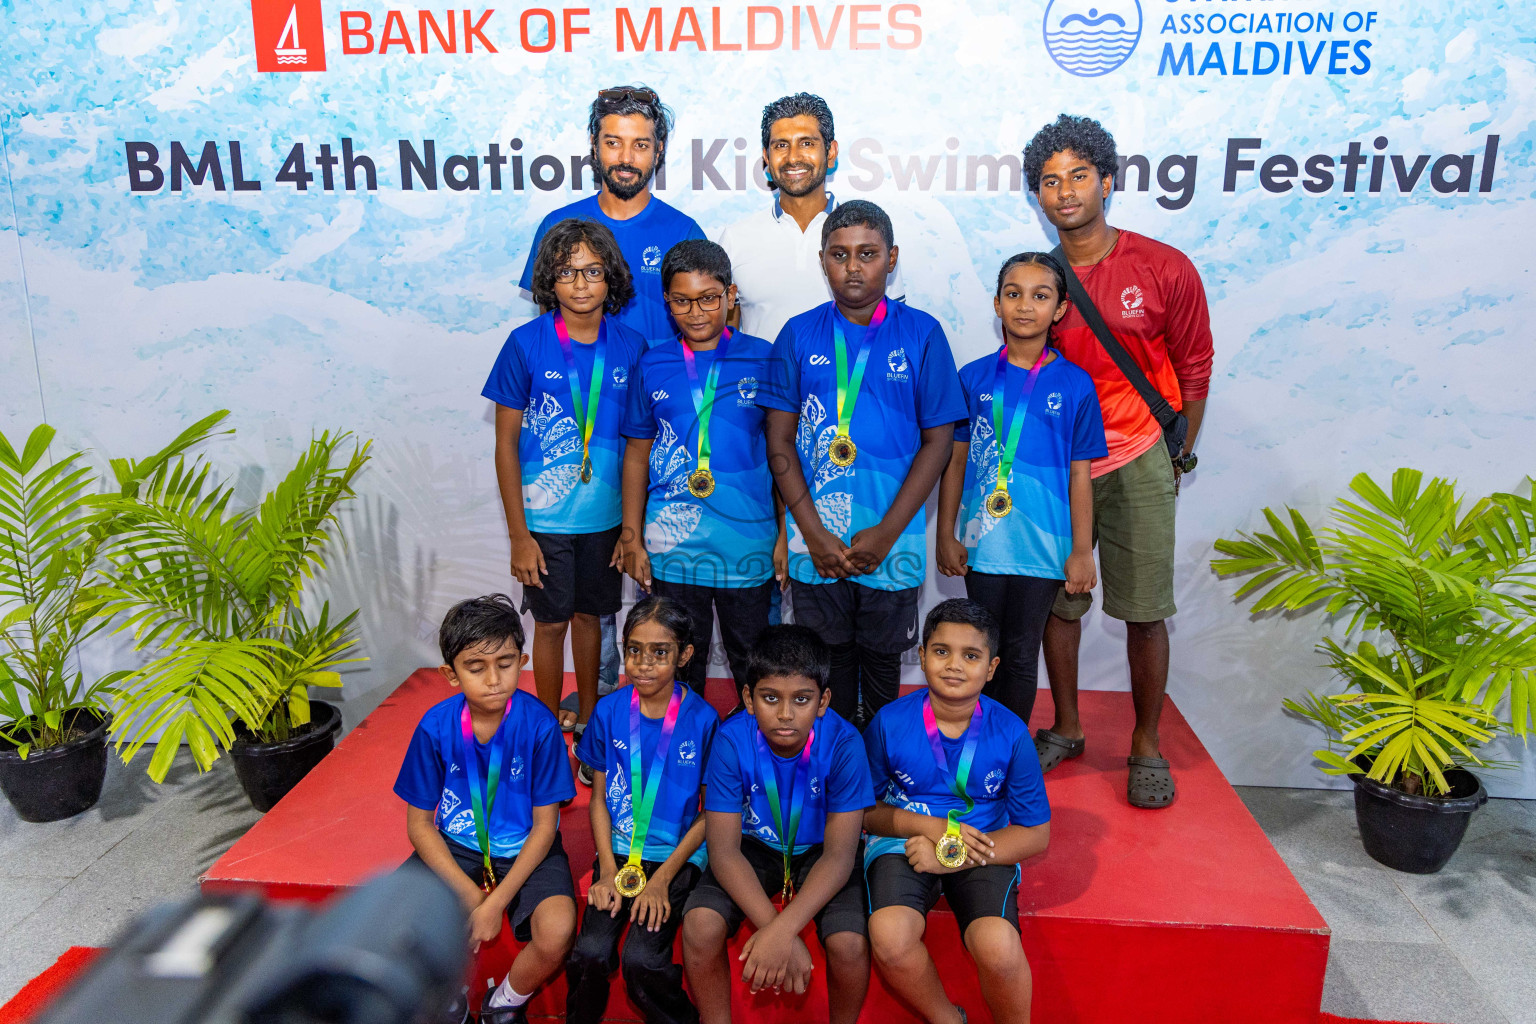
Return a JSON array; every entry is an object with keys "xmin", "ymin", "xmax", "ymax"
[{"xmin": 1, "ymin": 755, "xmax": 1532, "ymax": 1024}]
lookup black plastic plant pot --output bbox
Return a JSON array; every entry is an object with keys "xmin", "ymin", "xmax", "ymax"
[
  {"xmin": 0, "ymin": 710, "xmax": 113, "ymax": 823},
  {"xmin": 1352, "ymin": 758, "xmax": 1487, "ymax": 874},
  {"xmin": 230, "ymin": 700, "xmax": 343, "ymax": 812}
]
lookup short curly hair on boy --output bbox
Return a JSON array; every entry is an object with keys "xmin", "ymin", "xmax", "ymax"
[
  {"xmin": 1022, "ymin": 113, "xmax": 1120, "ymax": 193},
  {"xmin": 529, "ymin": 218, "xmax": 635, "ymax": 316}
]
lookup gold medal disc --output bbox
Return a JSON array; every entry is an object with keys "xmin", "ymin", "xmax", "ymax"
[
  {"xmin": 579, "ymin": 455, "xmax": 593, "ymax": 484},
  {"xmin": 687, "ymin": 468, "xmax": 715, "ymax": 498},
  {"xmin": 985, "ymin": 489, "xmax": 1013, "ymax": 518},
  {"xmin": 935, "ymin": 832, "xmax": 969, "ymax": 869},
  {"xmin": 614, "ymin": 863, "xmax": 648, "ymax": 898},
  {"xmin": 828, "ymin": 434, "xmax": 857, "ymax": 467}
]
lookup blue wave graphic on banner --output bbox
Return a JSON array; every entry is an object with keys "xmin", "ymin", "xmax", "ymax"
[{"xmin": 1043, "ymin": 0, "xmax": 1142, "ymax": 77}]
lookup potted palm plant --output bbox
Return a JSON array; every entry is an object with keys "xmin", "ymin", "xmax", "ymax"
[
  {"xmin": 1212, "ymin": 469, "xmax": 1536, "ymax": 873},
  {"xmin": 0, "ymin": 414, "xmax": 230, "ymax": 821},
  {"xmin": 102, "ymin": 428, "xmax": 371, "ymax": 811}
]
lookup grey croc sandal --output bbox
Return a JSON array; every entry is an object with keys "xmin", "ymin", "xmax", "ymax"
[
  {"xmin": 1034, "ymin": 729, "xmax": 1086, "ymax": 772},
  {"xmin": 1127, "ymin": 755, "xmax": 1176, "ymax": 808}
]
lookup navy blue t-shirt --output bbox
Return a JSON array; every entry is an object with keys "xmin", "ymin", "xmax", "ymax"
[
  {"xmin": 621, "ymin": 333, "xmax": 778, "ymax": 587},
  {"xmin": 575, "ymin": 684, "xmax": 719, "ymax": 868},
  {"xmin": 703, "ymin": 708, "xmax": 873, "ymax": 854},
  {"xmin": 394, "ymin": 691, "xmax": 576, "ymax": 859},
  {"xmin": 954, "ymin": 349, "xmax": 1106, "ymax": 577},
  {"xmin": 482, "ymin": 311, "xmax": 647, "ymax": 533},
  {"xmin": 519, "ymin": 194, "xmax": 706, "ymax": 344},
  {"xmin": 759, "ymin": 301, "xmax": 966, "ymax": 591},
  {"xmin": 863, "ymin": 691, "xmax": 1049, "ymax": 866}
]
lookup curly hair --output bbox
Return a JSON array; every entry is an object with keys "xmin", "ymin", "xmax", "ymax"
[
  {"xmin": 587, "ymin": 84, "xmax": 674, "ymax": 171},
  {"xmin": 996, "ymin": 251, "xmax": 1067, "ymax": 299},
  {"xmin": 529, "ymin": 218, "xmax": 634, "ymax": 316},
  {"xmin": 1022, "ymin": 114, "xmax": 1119, "ymax": 193}
]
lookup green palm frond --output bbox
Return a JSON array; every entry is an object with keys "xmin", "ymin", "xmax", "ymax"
[
  {"xmin": 101, "ymin": 429, "xmax": 371, "ymax": 781},
  {"xmin": 1214, "ymin": 468, "xmax": 1536, "ymax": 797}
]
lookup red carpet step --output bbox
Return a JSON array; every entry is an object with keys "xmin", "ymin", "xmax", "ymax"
[{"xmin": 199, "ymin": 670, "xmax": 1330, "ymax": 1023}]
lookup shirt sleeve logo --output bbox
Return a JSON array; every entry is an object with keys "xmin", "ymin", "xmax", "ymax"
[
  {"xmin": 1046, "ymin": 391, "xmax": 1064, "ymax": 415},
  {"xmin": 1120, "ymin": 285, "xmax": 1147, "ymax": 318},
  {"xmin": 652, "ymin": 389, "xmax": 670, "ymax": 401},
  {"xmin": 736, "ymin": 376, "xmax": 759, "ymax": 404},
  {"xmin": 886, "ymin": 347, "xmax": 910, "ymax": 379},
  {"xmin": 612, "ymin": 366, "xmax": 629, "ymax": 387},
  {"xmin": 808, "ymin": 354, "xmax": 832, "ymax": 366},
  {"xmin": 984, "ymin": 768, "xmax": 1006, "ymax": 795},
  {"xmin": 641, "ymin": 245, "xmax": 663, "ymax": 270}
]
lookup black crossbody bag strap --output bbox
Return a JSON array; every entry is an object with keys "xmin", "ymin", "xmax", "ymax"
[{"xmin": 1050, "ymin": 245, "xmax": 1188, "ymax": 458}]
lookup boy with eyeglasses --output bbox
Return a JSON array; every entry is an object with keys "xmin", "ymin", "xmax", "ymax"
[{"xmin": 620, "ymin": 240, "xmax": 784, "ymax": 697}]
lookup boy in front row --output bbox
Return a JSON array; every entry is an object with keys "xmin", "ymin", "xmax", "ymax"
[
  {"xmin": 681, "ymin": 625, "xmax": 875, "ymax": 1024},
  {"xmin": 394, "ymin": 594, "xmax": 578, "ymax": 1024},
  {"xmin": 863, "ymin": 599, "xmax": 1051, "ymax": 1024}
]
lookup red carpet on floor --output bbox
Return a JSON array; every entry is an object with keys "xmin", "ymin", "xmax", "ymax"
[{"xmin": 0, "ymin": 947, "xmax": 1440, "ymax": 1024}]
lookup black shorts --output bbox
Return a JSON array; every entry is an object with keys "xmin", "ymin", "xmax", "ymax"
[
  {"xmin": 788, "ymin": 579, "xmax": 920, "ymax": 653},
  {"xmin": 683, "ymin": 836, "xmax": 867, "ymax": 941},
  {"xmin": 405, "ymin": 832, "xmax": 575, "ymax": 942},
  {"xmin": 866, "ymin": 853, "xmax": 1020, "ymax": 936},
  {"xmin": 521, "ymin": 526, "xmax": 623, "ymax": 623}
]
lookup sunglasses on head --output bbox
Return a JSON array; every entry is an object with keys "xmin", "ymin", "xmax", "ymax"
[{"xmin": 598, "ymin": 87, "xmax": 657, "ymax": 104}]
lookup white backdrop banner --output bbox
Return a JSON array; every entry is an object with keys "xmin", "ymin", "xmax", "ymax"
[{"xmin": 2, "ymin": 0, "xmax": 1532, "ymax": 794}]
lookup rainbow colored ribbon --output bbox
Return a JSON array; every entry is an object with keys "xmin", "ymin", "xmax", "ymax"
[
  {"xmin": 553, "ymin": 313, "xmax": 608, "ymax": 480},
  {"xmin": 754, "ymin": 727, "xmax": 816, "ymax": 903},
  {"xmin": 990, "ymin": 345, "xmax": 1049, "ymax": 498},
  {"xmin": 922, "ymin": 694, "xmax": 984, "ymax": 834},
  {"xmin": 624, "ymin": 684, "xmax": 684, "ymax": 869},
  {"xmin": 830, "ymin": 299, "xmax": 889, "ymax": 444},
  {"xmin": 678, "ymin": 328, "xmax": 732, "ymax": 483},
  {"xmin": 458, "ymin": 698, "xmax": 510, "ymax": 889}
]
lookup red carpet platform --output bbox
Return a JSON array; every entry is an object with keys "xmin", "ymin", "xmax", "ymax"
[{"xmin": 203, "ymin": 670, "xmax": 1330, "ymax": 1023}]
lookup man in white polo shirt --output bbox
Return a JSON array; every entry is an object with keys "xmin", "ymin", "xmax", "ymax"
[{"xmin": 716, "ymin": 92, "xmax": 904, "ymax": 343}]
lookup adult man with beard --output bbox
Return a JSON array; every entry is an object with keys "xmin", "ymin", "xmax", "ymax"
[
  {"xmin": 521, "ymin": 85, "xmax": 706, "ymax": 344},
  {"xmin": 717, "ymin": 93, "xmax": 904, "ymax": 344},
  {"xmin": 517, "ymin": 85, "xmax": 704, "ymax": 752}
]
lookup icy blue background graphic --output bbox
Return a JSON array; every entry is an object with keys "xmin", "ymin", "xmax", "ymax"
[{"xmin": 2, "ymin": 1, "xmax": 1532, "ymax": 793}]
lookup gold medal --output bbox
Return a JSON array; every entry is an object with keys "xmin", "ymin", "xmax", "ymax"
[
  {"xmin": 775, "ymin": 878, "xmax": 795, "ymax": 910},
  {"xmin": 613, "ymin": 862, "xmax": 647, "ymax": 898},
  {"xmin": 935, "ymin": 831, "xmax": 969, "ymax": 869},
  {"xmin": 687, "ymin": 467, "xmax": 715, "ymax": 498},
  {"xmin": 985, "ymin": 489, "xmax": 1012, "ymax": 518},
  {"xmin": 579, "ymin": 455, "xmax": 593, "ymax": 484},
  {"xmin": 828, "ymin": 434, "xmax": 857, "ymax": 467},
  {"xmin": 481, "ymin": 863, "xmax": 497, "ymax": 893}
]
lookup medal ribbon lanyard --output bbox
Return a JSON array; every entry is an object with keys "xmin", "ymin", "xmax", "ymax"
[
  {"xmin": 624, "ymin": 684, "xmax": 684, "ymax": 870},
  {"xmin": 754, "ymin": 727, "xmax": 815, "ymax": 901},
  {"xmin": 922, "ymin": 694, "xmax": 984, "ymax": 834},
  {"xmin": 459, "ymin": 698, "xmax": 511, "ymax": 888},
  {"xmin": 553, "ymin": 313, "xmax": 609, "ymax": 477},
  {"xmin": 990, "ymin": 345, "xmax": 1049, "ymax": 497},
  {"xmin": 679, "ymin": 328, "xmax": 732, "ymax": 478},
  {"xmin": 831, "ymin": 299, "xmax": 889, "ymax": 441}
]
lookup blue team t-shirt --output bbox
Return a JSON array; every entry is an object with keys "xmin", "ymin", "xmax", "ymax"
[
  {"xmin": 954, "ymin": 349, "xmax": 1106, "ymax": 578},
  {"xmin": 519, "ymin": 195, "xmax": 706, "ymax": 345},
  {"xmin": 575, "ymin": 684, "xmax": 720, "ymax": 868},
  {"xmin": 863, "ymin": 691, "xmax": 1050, "ymax": 866},
  {"xmin": 482, "ymin": 311, "xmax": 647, "ymax": 534},
  {"xmin": 758, "ymin": 301, "xmax": 967, "ymax": 592},
  {"xmin": 621, "ymin": 333, "xmax": 778, "ymax": 588},
  {"xmin": 703, "ymin": 708, "xmax": 874, "ymax": 854},
  {"xmin": 394, "ymin": 691, "xmax": 576, "ymax": 859}
]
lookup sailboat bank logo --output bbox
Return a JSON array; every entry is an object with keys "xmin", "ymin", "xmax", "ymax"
[
  {"xmin": 1043, "ymin": 0, "xmax": 1142, "ymax": 77},
  {"xmin": 251, "ymin": 0, "xmax": 328, "ymax": 72}
]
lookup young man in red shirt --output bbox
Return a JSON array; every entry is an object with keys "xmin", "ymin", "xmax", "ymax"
[{"xmin": 1023, "ymin": 114, "xmax": 1213, "ymax": 809}]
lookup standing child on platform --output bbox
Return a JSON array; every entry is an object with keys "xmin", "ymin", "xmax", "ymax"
[
  {"xmin": 566, "ymin": 595, "xmax": 721, "ymax": 1024},
  {"xmin": 394, "ymin": 595, "xmax": 578, "ymax": 1024},
  {"xmin": 863, "ymin": 599, "xmax": 1051, "ymax": 1024},
  {"xmin": 760, "ymin": 200, "xmax": 966, "ymax": 727},
  {"xmin": 484, "ymin": 219, "xmax": 648, "ymax": 782},
  {"xmin": 680, "ymin": 625, "xmax": 875, "ymax": 1024},
  {"xmin": 620, "ymin": 240, "xmax": 786, "ymax": 696},
  {"xmin": 937, "ymin": 252, "xmax": 1105, "ymax": 726}
]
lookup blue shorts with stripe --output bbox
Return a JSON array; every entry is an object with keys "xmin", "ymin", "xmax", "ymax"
[{"xmin": 865, "ymin": 853, "xmax": 1020, "ymax": 935}]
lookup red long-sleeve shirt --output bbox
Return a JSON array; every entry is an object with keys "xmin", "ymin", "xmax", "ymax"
[{"xmin": 1049, "ymin": 230, "xmax": 1214, "ymax": 477}]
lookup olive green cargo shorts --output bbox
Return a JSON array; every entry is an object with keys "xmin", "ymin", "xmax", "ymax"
[{"xmin": 1051, "ymin": 442, "xmax": 1178, "ymax": 624}]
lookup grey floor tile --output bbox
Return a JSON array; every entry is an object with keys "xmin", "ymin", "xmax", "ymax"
[
  {"xmin": 0, "ymin": 875, "xmax": 72, "ymax": 935},
  {"xmin": 1323, "ymin": 938, "xmax": 1510, "ymax": 1024}
]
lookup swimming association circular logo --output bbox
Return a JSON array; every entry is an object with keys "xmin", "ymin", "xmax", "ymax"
[{"xmin": 1043, "ymin": 0, "xmax": 1143, "ymax": 77}]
